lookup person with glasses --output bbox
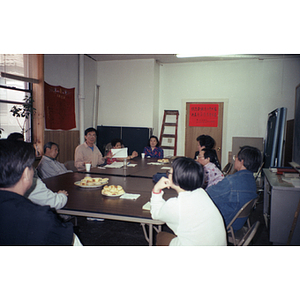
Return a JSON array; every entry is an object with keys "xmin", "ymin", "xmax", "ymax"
[
  {"xmin": 150, "ymin": 157, "xmax": 227, "ymax": 246},
  {"xmin": 197, "ymin": 148, "xmax": 224, "ymax": 189},
  {"xmin": 206, "ymin": 145, "xmax": 262, "ymax": 231},
  {"xmin": 75, "ymin": 127, "xmax": 106, "ymax": 171}
]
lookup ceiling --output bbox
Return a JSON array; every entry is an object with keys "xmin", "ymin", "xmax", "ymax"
[{"xmin": 86, "ymin": 54, "xmax": 300, "ymax": 64}]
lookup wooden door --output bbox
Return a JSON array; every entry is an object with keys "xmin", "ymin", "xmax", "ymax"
[{"xmin": 185, "ymin": 102, "xmax": 224, "ymax": 166}]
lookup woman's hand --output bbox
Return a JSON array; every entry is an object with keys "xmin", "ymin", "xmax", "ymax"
[
  {"xmin": 132, "ymin": 151, "xmax": 138, "ymax": 158},
  {"xmin": 153, "ymin": 176, "xmax": 171, "ymax": 193}
]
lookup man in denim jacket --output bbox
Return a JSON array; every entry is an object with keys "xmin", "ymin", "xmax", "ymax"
[{"xmin": 206, "ymin": 146, "xmax": 262, "ymax": 231}]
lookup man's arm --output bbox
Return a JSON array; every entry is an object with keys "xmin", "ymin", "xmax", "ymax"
[
  {"xmin": 74, "ymin": 145, "xmax": 86, "ymax": 171},
  {"xmin": 28, "ymin": 178, "xmax": 68, "ymax": 210}
]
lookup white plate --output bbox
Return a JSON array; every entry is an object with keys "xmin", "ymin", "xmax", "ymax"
[
  {"xmin": 74, "ymin": 181, "xmax": 108, "ymax": 188},
  {"xmin": 101, "ymin": 190, "xmax": 125, "ymax": 197}
]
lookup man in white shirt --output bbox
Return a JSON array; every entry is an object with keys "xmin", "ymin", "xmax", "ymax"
[{"xmin": 37, "ymin": 142, "xmax": 72, "ymax": 179}]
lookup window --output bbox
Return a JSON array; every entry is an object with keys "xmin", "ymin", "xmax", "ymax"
[{"xmin": 0, "ymin": 54, "xmax": 33, "ymax": 141}]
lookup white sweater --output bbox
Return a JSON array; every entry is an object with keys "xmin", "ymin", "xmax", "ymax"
[
  {"xmin": 28, "ymin": 178, "xmax": 67, "ymax": 210},
  {"xmin": 150, "ymin": 188, "xmax": 227, "ymax": 246}
]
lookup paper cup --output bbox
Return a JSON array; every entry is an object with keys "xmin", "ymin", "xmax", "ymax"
[
  {"xmin": 141, "ymin": 153, "xmax": 145, "ymax": 159},
  {"xmin": 85, "ymin": 163, "xmax": 91, "ymax": 172}
]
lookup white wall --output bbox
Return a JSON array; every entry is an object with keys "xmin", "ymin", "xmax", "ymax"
[
  {"xmin": 97, "ymin": 59, "xmax": 158, "ymax": 129},
  {"xmin": 159, "ymin": 58, "xmax": 300, "ymax": 164},
  {"xmin": 44, "ymin": 55, "xmax": 300, "ymax": 165}
]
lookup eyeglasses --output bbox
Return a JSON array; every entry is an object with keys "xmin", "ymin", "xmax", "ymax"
[{"xmin": 166, "ymin": 170, "xmax": 173, "ymax": 176}]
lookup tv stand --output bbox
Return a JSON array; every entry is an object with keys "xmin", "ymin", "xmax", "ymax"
[{"xmin": 263, "ymin": 168, "xmax": 300, "ymax": 245}]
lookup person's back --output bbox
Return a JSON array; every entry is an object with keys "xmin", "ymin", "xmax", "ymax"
[
  {"xmin": 0, "ymin": 140, "xmax": 74, "ymax": 246},
  {"xmin": 0, "ymin": 190, "xmax": 73, "ymax": 245},
  {"xmin": 206, "ymin": 145, "xmax": 261, "ymax": 231},
  {"xmin": 168, "ymin": 188, "xmax": 227, "ymax": 245}
]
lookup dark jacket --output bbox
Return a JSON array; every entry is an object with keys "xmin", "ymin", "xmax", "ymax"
[{"xmin": 0, "ymin": 190, "xmax": 73, "ymax": 245}]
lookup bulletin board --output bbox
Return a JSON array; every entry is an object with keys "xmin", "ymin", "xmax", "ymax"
[{"xmin": 189, "ymin": 103, "xmax": 219, "ymax": 127}]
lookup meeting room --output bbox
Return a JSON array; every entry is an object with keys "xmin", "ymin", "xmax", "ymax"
[{"xmin": 1, "ymin": 53, "xmax": 300, "ymax": 247}]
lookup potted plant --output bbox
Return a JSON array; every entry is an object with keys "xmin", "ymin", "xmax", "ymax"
[{"xmin": 10, "ymin": 95, "xmax": 35, "ymax": 136}]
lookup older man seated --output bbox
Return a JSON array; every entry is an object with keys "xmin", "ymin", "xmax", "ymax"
[{"xmin": 37, "ymin": 142, "xmax": 72, "ymax": 179}]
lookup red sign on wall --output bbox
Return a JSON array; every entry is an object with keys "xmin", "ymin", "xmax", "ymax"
[
  {"xmin": 189, "ymin": 104, "xmax": 219, "ymax": 127},
  {"xmin": 44, "ymin": 82, "xmax": 76, "ymax": 130}
]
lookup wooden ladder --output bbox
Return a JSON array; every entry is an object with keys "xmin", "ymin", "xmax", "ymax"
[{"xmin": 159, "ymin": 110, "xmax": 179, "ymax": 156}]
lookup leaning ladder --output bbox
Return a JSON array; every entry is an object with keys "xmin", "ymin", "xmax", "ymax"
[{"xmin": 159, "ymin": 110, "xmax": 179, "ymax": 156}]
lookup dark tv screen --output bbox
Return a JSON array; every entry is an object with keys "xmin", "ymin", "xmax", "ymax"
[{"xmin": 293, "ymin": 84, "xmax": 300, "ymax": 167}]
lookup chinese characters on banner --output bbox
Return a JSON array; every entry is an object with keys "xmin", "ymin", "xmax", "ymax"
[
  {"xmin": 189, "ymin": 104, "xmax": 219, "ymax": 127},
  {"xmin": 44, "ymin": 82, "xmax": 76, "ymax": 130}
]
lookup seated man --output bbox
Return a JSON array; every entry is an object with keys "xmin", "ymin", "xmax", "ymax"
[
  {"xmin": 25, "ymin": 170, "xmax": 68, "ymax": 210},
  {"xmin": 74, "ymin": 127, "xmax": 106, "ymax": 171},
  {"xmin": 206, "ymin": 145, "xmax": 261, "ymax": 231},
  {"xmin": 37, "ymin": 142, "xmax": 72, "ymax": 179},
  {"xmin": 0, "ymin": 140, "xmax": 79, "ymax": 245}
]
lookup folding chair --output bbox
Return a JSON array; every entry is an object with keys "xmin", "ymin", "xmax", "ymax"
[{"xmin": 226, "ymin": 197, "xmax": 259, "ymax": 245}]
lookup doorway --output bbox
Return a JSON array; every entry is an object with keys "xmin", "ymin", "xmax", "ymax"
[{"xmin": 185, "ymin": 102, "xmax": 224, "ymax": 165}]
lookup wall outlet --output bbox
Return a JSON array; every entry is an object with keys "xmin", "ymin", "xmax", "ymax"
[{"xmin": 168, "ymin": 138, "xmax": 172, "ymax": 143}]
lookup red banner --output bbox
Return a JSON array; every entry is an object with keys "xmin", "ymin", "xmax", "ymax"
[
  {"xmin": 44, "ymin": 82, "xmax": 76, "ymax": 130},
  {"xmin": 189, "ymin": 104, "xmax": 219, "ymax": 127}
]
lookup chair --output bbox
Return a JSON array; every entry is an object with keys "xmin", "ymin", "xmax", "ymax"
[
  {"xmin": 254, "ymin": 162, "xmax": 264, "ymax": 181},
  {"xmin": 104, "ymin": 143, "xmax": 112, "ymax": 156},
  {"xmin": 222, "ymin": 162, "xmax": 233, "ymax": 176},
  {"xmin": 64, "ymin": 160, "xmax": 77, "ymax": 172},
  {"xmin": 238, "ymin": 221, "xmax": 260, "ymax": 246},
  {"xmin": 226, "ymin": 197, "xmax": 259, "ymax": 245}
]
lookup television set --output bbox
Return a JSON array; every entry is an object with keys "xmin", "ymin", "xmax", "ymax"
[
  {"xmin": 290, "ymin": 84, "xmax": 300, "ymax": 172},
  {"xmin": 264, "ymin": 107, "xmax": 287, "ymax": 168}
]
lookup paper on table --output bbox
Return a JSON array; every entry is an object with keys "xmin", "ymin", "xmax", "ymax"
[
  {"xmin": 120, "ymin": 193, "xmax": 141, "ymax": 200},
  {"xmin": 142, "ymin": 201, "xmax": 151, "ymax": 210},
  {"xmin": 111, "ymin": 148, "xmax": 128, "ymax": 158},
  {"xmin": 282, "ymin": 177, "xmax": 300, "ymax": 188},
  {"xmin": 161, "ymin": 166, "xmax": 171, "ymax": 169},
  {"xmin": 105, "ymin": 162, "xmax": 124, "ymax": 168}
]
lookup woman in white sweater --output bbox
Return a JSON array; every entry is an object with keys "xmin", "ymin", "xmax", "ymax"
[{"xmin": 150, "ymin": 157, "xmax": 227, "ymax": 246}]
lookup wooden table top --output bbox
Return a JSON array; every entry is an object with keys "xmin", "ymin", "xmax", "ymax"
[{"xmin": 43, "ymin": 172, "xmax": 176, "ymax": 222}]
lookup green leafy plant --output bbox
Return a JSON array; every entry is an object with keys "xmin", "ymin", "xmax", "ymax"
[{"xmin": 10, "ymin": 95, "xmax": 35, "ymax": 135}]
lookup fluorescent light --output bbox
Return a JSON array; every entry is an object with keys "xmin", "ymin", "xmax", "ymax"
[{"xmin": 176, "ymin": 54, "xmax": 260, "ymax": 59}]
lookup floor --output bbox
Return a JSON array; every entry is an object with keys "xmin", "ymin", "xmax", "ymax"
[{"xmin": 72, "ymin": 193, "xmax": 273, "ymax": 246}]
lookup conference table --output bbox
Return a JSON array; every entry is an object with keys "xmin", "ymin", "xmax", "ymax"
[
  {"xmin": 43, "ymin": 158, "xmax": 176, "ymax": 246},
  {"xmin": 78, "ymin": 157, "xmax": 172, "ymax": 178}
]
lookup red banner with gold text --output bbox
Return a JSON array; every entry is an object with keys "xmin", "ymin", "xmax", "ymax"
[
  {"xmin": 189, "ymin": 104, "xmax": 219, "ymax": 127},
  {"xmin": 44, "ymin": 82, "xmax": 76, "ymax": 130}
]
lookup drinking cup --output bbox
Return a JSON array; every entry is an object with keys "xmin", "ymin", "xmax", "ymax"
[{"xmin": 85, "ymin": 163, "xmax": 91, "ymax": 172}]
